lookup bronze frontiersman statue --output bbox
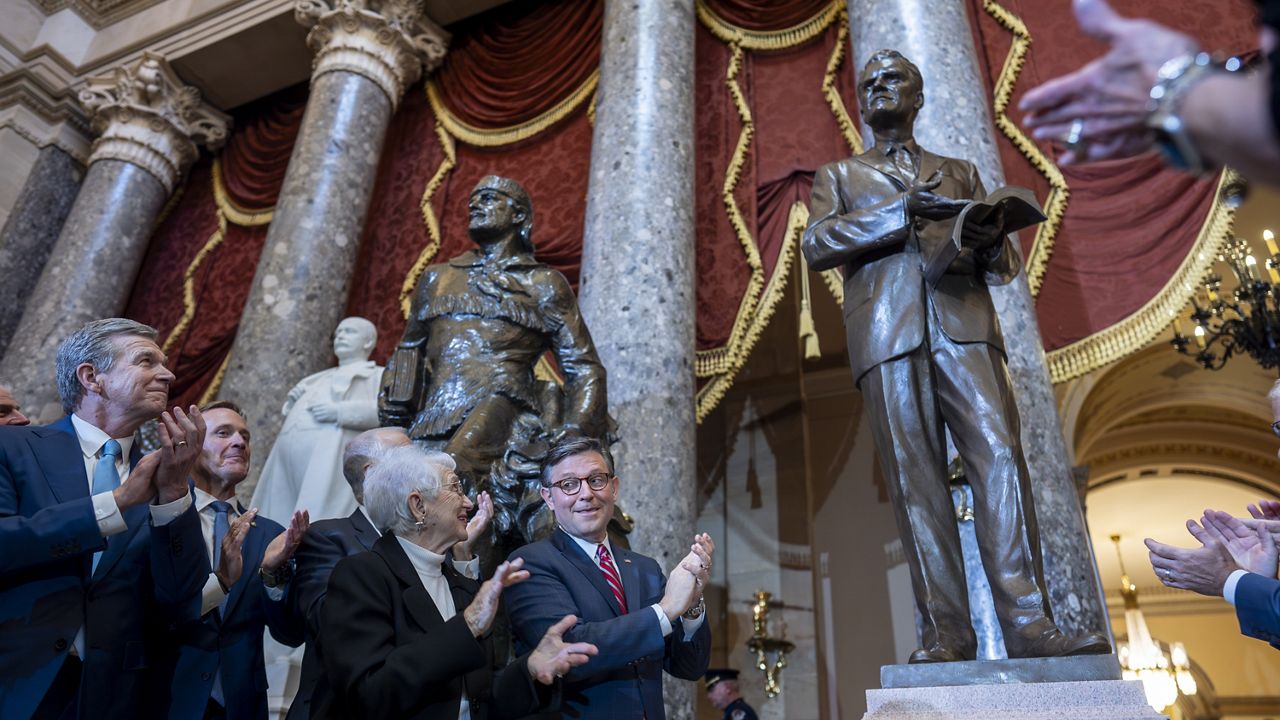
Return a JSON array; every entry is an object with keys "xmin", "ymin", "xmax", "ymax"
[{"xmin": 381, "ymin": 175, "xmax": 612, "ymax": 544}]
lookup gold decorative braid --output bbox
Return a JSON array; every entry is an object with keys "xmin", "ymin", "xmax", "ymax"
[
  {"xmin": 696, "ymin": 0, "xmax": 842, "ymax": 51},
  {"xmin": 425, "ymin": 71, "xmax": 598, "ymax": 148},
  {"xmin": 162, "ymin": 157, "xmax": 273, "ymax": 354},
  {"xmin": 696, "ymin": 202, "xmax": 810, "ymax": 421},
  {"xmin": 199, "ymin": 352, "xmax": 232, "ymax": 405},
  {"xmin": 1044, "ymin": 169, "xmax": 1240, "ymax": 383},
  {"xmin": 696, "ymin": 40, "xmax": 765, "ymax": 379},
  {"xmin": 818, "ymin": 267, "xmax": 844, "ymax": 305},
  {"xmin": 821, "ymin": 8, "xmax": 862, "ymax": 155},
  {"xmin": 982, "ymin": 0, "xmax": 1067, "ymax": 297},
  {"xmin": 400, "ymin": 120, "xmax": 457, "ymax": 318}
]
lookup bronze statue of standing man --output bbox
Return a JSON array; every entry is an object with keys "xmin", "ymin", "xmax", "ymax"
[{"xmin": 802, "ymin": 50, "xmax": 1109, "ymax": 662}]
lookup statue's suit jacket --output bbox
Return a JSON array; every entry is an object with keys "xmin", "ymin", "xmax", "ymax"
[
  {"xmin": 0, "ymin": 417, "xmax": 206, "ymax": 719},
  {"xmin": 505, "ymin": 529, "xmax": 711, "ymax": 720},
  {"xmin": 801, "ymin": 146, "xmax": 1020, "ymax": 383}
]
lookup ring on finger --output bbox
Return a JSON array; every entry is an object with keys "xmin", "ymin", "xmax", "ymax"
[
  {"xmin": 1066, "ymin": 118, "xmax": 1087, "ymax": 154},
  {"xmin": 176, "ymin": 441, "xmax": 188, "ymax": 447}
]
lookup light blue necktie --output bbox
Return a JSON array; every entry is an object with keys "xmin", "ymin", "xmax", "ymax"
[{"xmin": 90, "ymin": 439, "xmax": 122, "ymax": 574}]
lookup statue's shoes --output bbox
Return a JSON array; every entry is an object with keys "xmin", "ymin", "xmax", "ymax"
[
  {"xmin": 907, "ymin": 646, "xmax": 970, "ymax": 664},
  {"xmin": 1007, "ymin": 628, "xmax": 1111, "ymax": 658}
]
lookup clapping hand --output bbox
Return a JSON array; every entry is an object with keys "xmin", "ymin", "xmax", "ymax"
[
  {"xmin": 464, "ymin": 558, "xmax": 529, "ymax": 637},
  {"xmin": 263, "ymin": 509, "xmax": 310, "ymax": 571},
  {"xmin": 527, "ymin": 615, "xmax": 598, "ymax": 685},
  {"xmin": 1198, "ymin": 509, "xmax": 1278, "ymax": 580},
  {"xmin": 455, "ymin": 491, "xmax": 493, "ymax": 561},
  {"xmin": 155, "ymin": 406, "xmax": 206, "ymax": 504},
  {"xmin": 216, "ymin": 510, "xmax": 256, "ymax": 590}
]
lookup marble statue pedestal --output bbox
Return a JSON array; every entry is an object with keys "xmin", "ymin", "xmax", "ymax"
[{"xmin": 865, "ymin": 656, "xmax": 1164, "ymax": 720}]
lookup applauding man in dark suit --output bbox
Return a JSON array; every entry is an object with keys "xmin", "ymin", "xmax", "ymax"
[
  {"xmin": 505, "ymin": 437, "xmax": 713, "ymax": 720},
  {"xmin": 161, "ymin": 401, "xmax": 308, "ymax": 719}
]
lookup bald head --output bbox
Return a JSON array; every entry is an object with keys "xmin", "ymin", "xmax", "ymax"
[
  {"xmin": 342, "ymin": 427, "xmax": 411, "ymax": 504},
  {"xmin": 0, "ymin": 385, "xmax": 29, "ymax": 426}
]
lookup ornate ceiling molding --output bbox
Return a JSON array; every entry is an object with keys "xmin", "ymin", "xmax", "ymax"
[{"xmin": 32, "ymin": 0, "xmax": 169, "ymax": 31}]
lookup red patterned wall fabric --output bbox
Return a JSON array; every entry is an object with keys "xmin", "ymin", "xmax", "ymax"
[
  {"xmin": 434, "ymin": 0, "xmax": 602, "ymax": 126},
  {"xmin": 966, "ymin": 0, "xmax": 1258, "ymax": 352},
  {"xmin": 124, "ymin": 86, "xmax": 307, "ymax": 408}
]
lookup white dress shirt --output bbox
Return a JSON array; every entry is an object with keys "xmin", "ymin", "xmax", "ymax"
[
  {"xmin": 70, "ymin": 415, "xmax": 192, "ymax": 659},
  {"xmin": 396, "ymin": 536, "xmax": 473, "ymax": 720},
  {"xmin": 561, "ymin": 529, "xmax": 705, "ymax": 640},
  {"xmin": 193, "ymin": 487, "xmax": 286, "ymax": 616}
]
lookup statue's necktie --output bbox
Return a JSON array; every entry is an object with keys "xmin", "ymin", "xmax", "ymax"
[
  {"xmin": 596, "ymin": 544, "xmax": 627, "ymax": 614},
  {"xmin": 90, "ymin": 440, "xmax": 122, "ymax": 574},
  {"xmin": 892, "ymin": 144, "xmax": 917, "ymax": 180}
]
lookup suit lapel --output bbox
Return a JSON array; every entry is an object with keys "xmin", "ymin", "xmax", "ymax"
[
  {"xmin": 31, "ymin": 418, "xmax": 89, "ymax": 505},
  {"xmin": 376, "ymin": 535, "xmax": 446, "ymax": 632},
  {"xmin": 855, "ymin": 148, "xmax": 910, "ymax": 191},
  {"xmin": 349, "ymin": 509, "xmax": 379, "ymax": 550},
  {"xmin": 552, "ymin": 529, "xmax": 621, "ymax": 617}
]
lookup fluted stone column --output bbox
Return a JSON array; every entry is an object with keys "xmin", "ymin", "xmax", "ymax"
[
  {"xmin": 218, "ymin": 0, "xmax": 447, "ymax": 489},
  {"xmin": 579, "ymin": 1, "xmax": 696, "ymax": 718},
  {"xmin": 0, "ymin": 145, "xmax": 85, "ymax": 360},
  {"xmin": 847, "ymin": 0, "xmax": 1111, "ymax": 641},
  {"xmin": 0, "ymin": 54, "xmax": 228, "ymax": 421}
]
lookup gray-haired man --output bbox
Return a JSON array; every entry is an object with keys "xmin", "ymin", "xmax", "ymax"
[{"xmin": 0, "ymin": 318, "xmax": 208, "ymax": 719}]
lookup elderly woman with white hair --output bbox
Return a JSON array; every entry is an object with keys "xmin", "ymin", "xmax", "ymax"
[{"xmin": 316, "ymin": 447, "xmax": 596, "ymax": 719}]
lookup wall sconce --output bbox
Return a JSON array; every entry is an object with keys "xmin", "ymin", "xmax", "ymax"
[{"xmin": 746, "ymin": 590, "xmax": 795, "ymax": 698}]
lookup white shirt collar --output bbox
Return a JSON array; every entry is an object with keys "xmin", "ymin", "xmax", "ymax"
[
  {"xmin": 396, "ymin": 536, "xmax": 448, "ymax": 578},
  {"xmin": 70, "ymin": 413, "xmax": 135, "ymax": 462},
  {"xmin": 193, "ymin": 485, "xmax": 240, "ymax": 515},
  {"xmin": 560, "ymin": 526, "xmax": 613, "ymax": 564}
]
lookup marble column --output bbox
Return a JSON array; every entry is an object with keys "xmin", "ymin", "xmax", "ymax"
[
  {"xmin": 847, "ymin": 0, "xmax": 1111, "ymax": 639},
  {"xmin": 0, "ymin": 145, "xmax": 85, "ymax": 360},
  {"xmin": 579, "ymin": 1, "xmax": 697, "ymax": 717},
  {"xmin": 218, "ymin": 0, "xmax": 448, "ymax": 494},
  {"xmin": 0, "ymin": 54, "xmax": 228, "ymax": 422}
]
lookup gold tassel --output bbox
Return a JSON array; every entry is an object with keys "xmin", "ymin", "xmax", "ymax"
[{"xmin": 798, "ymin": 257, "xmax": 820, "ymax": 360}]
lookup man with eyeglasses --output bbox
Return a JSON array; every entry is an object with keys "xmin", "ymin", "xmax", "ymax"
[{"xmin": 504, "ymin": 436, "xmax": 713, "ymax": 720}]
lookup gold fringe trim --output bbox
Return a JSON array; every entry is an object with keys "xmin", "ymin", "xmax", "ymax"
[
  {"xmin": 199, "ymin": 352, "xmax": 232, "ymax": 405},
  {"xmin": 696, "ymin": 202, "xmax": 809, "ymax": 421},
  {"xmin": 982, "ymin": 0, "xmax": 1067, "ymax": 297},
  {"xmin": 696, "ymin": 0, "xmax": 842, "ymax": 51},
  {"xmin": 822, "ymin": 9, "xmax": 862, "ymax": 155},
  {"xmin": 401, "ymin": 120, "xmax": 457, "ymax": 318},
  {"xmin": 162, "ymin": 158, "xmax": 273, "ymax": 354},
  {"xmin": 425, "ymin": 71, "xmax": 598, "ymax": 148},
  {"xmin": 1044, "ymin": 169, "xmax": 1240, "ymax": 383},
  {"xmin": 696, "ymin": 39, "xmax": 765, "ymax": 379},
  {"xmin": 818, "ymin": 267, "xmax": 844, "ymax": 305}
]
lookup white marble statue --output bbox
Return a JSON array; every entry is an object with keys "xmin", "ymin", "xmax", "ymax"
[{"xmin": 251, "ymin": 316, "xmax": 384, "ymax": 523}]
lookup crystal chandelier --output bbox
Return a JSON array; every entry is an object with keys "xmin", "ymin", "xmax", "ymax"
[
  {"xmin": 1111, "ymin": 535, "xmax": 1198, "ymax": 712},
  {"xmin": 1171, "ymin": 231, "xmax": 1280, "ymax": 371}
]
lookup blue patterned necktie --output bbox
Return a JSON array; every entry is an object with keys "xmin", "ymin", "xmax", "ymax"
[
  {"xmin": 211, "ymin": 500, "xmax": 233, "ymax": 616},
  {"xmin": 90, "ymin": 439, "xmax": 122, "ymax": 574}
]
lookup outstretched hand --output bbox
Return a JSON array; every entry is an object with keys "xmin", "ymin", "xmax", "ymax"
[
  {"xmin": 455, "ymin": 491, "xmax": 493, "ymax": 561},
  {"xmin": 1199, "ymin": 510, "xmax": 1278, "ymax": 579},
  {"xmin": 263, "ymin": 509, "xmax": 310, "ymax": 571},
  {"xmin": 464, "ymin": 558, "xmax": 529, "ymax": 637},
  {"xmin": 527, "ymin": 614, "xmax": 598, "ymax": 684},
  {"xmin": 216, "ymin": 510, "xmax": 256, "ymax": 590},
  {"xmin": 906, "ymin": 172, "xmax": 966, "ymax": 221},
  {"xmin": 1019, "ymin": 0, "xmax": 1200, "ymax": 163},
  {"xmin": 1145, "ymin": 534, "xmax": 1235, "ymax": 597}
]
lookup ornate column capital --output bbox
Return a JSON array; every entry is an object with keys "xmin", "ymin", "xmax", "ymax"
[
  {"xmin": 295, "ymin": 0, "xmax": 449, "ymax": 109},
  {"xmin": 78, "ymin": 52, "xmax": 230, "ymax": 194}
]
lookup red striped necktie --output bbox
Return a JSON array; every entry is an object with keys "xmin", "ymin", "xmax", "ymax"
[{"xmin": 596, "ymin": 544, "xmax": 628, "ymax": 614}]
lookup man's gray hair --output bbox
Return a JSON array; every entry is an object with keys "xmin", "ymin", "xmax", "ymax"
[
  {"xmin": 363, "ymin": 446, "xmax": 458, "ymax": 534},
  {"xmin": 55, "ymin": 318, "xmax": 158, "ymax": 415},
  {"xmin": 341, "ymin": 427, "xmax": 410, "ymax": 498},
  {"xmin": 862, "ymin": 48, "xmax": 923, "ymax": 88}
]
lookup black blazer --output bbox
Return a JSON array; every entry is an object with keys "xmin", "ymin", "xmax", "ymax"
[
  {"xmin": 316, "ymin": 532, "xmax": 554, "ymax": 720},
  {"xmin": 286, "ymin": 509, "xmax": 380, "ymax": 720}
]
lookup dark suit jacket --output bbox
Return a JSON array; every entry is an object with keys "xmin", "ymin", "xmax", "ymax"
[
  {"xmin": 801, "ymin": 145, "xmax": 1020, "ymax": 382},
  {"xmin": 0, "ymin": 417, "xmax": 206, "ymax": 719},
  {"xmin": 505, "ymin": 529, "xmax": 711, "ymax": 720},
  {"xmin": 1235, "ymin": 571, "xmax": 1280, "ymax": 647},
  {"xmin": 160, "ymin": 511, "xmax": 304, "ymax": 719},
  {"xmin": 316, "ymin": 532, "xmax": 552, "ymax": 720},
  {"xmin": 285, "ymin": 509, "xmax": 379, "ymax": 720}
]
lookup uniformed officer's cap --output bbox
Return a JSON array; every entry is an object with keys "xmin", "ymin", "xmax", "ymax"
[{"xmin": 704, "ymin": 668, "xmax": 740, "ymax": 689}]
